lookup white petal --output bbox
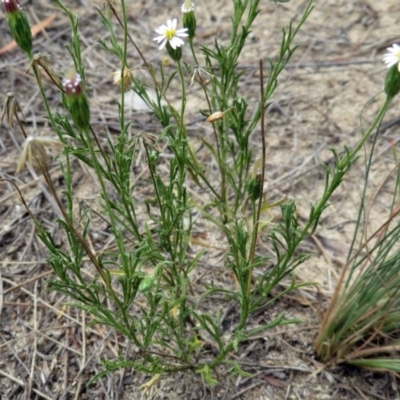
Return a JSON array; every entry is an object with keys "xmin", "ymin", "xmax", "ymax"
[
  {"xmin": 155, "ymin": 26, "xmax": 167, "ymax": 35},
  {"xmin": 154, "ymin": 35, "xmax": 166, "ymax": 43},
  {"xmin": 170, "ymin": 37, "xmax": 185, "ymax": 49},
  {"xmin": 159, "ymin": 39, "xmax": 167, "ymax": 49},
  {"xmin": 176, "ymin": 29, "xmax": 189, "ymax": 37},
  {"xmin": 383, "ymin": 54, "xmax": 399, "ymax": 68}
]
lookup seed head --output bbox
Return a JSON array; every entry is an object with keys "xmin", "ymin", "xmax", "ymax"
[
  {"xmin": 27, "ymin": 54, "xmax": 63, "ymax": 90},
  {"xmin": 16, "ymin": 135, "xmax": 63, "ymax": 174},
  {"xmin": 206, "ymin": 110, "xmax": 227, "ymax": 122},
  {"xmin": 0, "ymin": 92, "xmax": 24, "ymax": 128},
  {"xmin": 111, "ymin": 68, "xmax": 132, "ymax": 91}
]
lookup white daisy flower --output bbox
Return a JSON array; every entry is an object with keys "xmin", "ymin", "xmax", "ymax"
[
  {"xmin": 153, "ymin": 18, "xmax": 188, "ymax": 50},
  {"xmin": 383, "ymin": 44, "xmax": 400, "ymax": 71}
]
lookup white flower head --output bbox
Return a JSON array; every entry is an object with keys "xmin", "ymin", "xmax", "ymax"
[
  {"xmin": 383, "ymin": 44, "xmax": 400, "ymax": 71},
  {"xmin": 154, "ymin": 18, "xmax": 188, "ymax": 50},
  {"xmin": 182, "ymin": 1, "xmax": 195, "ymax": 12}
]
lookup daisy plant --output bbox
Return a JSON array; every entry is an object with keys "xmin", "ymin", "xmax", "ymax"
[
  {"xmin": 315, "ymin": 44, "xmax": 400, "ymax": 374},
  {"xmin": 5, "ymin": 0, "xmax": 399, "ymax": 390}
]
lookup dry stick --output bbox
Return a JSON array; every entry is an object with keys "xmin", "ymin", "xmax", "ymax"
[
  {"xmin": 68, "ymin": 329, "xmax": 114, "ymax": 386},
  {"xmin": 27, "ymin": 323, "xmax": 82, "ymax": 357},
  {"xmin": 346, "ymin": 343, "xmax": 400, "ymax": 360},
  {"xmin": 230, "ymin": 382, "xmax": 263, "ymax": 400},
  {"xmin": 0, "ymin": 369, "xmax": 53, "ymax": 400},
  {"xmin": 3, "ymin": 270, "xmax": 52, "ymax": 295},
  {"xmin": 0, "ymin": 171, "xmax": 52, "ymax": 203},
  {"xmin": 27, "ymin": 281, "xmax": 39, "ymax": 400},
  {"xmin": 89, "ymin": 125, "xmax": 108, "ymax": 161},
  {"xmin": 15, "ymin": 113, "xmax": 27, "ymax": 139},
  {"xmin": 246, "ymin": 60, "xmax": 266, "ymax": 298},
  {"xmin": 0, "ymin": 270, "xmax": 3, "ymax": 317},
  {"xmin": 3, "ymin": 301, "xmax": 49, "ymax": 307},
  {"xmin": 0, "ymin": 323, "xmax": 78, "ymax": 351},
  {"xmin": 62, "ymin": 310, "xmax": 70, "ymax": 397},
  {"xmin": 72, "ymin": 310, "xmax": 86, "ymax": 400},
  {"xmin": 2, "ymin": 275, "xmax": 83, "ymax": 328}
]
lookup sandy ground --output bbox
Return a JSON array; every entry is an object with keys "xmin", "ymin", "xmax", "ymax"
[{"xmin": 1, "ymin": 0, "xmax": 400, "ymax": 398}]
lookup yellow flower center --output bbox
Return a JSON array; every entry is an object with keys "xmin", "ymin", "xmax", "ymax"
[{"xmin": 165, "ymin": 28, "xmax": 175, "ymax": 40}]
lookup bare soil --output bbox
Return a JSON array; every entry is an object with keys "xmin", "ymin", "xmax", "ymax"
[{"xmin": 1, "ymin": 0, "xmax": 400, "ymax": 399}]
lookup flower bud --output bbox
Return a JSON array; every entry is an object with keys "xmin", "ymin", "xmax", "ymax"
[
  {"xmin": 138, "ymin": 276, "xmax": 155, "ymax": 293},
  {"xmin": 2, "ymin": 0, "xmax": 33, "ymax": 56},
  {"xmin": 138, "ymin": 263, "xmax": 166, "ymax": 293},
  {"xmin": 384, "ymin": 64, "xmax": 400, "ymax": 99},
  {"xmin": 62, "ymin": 70, "xmax": 90, "ymax": 131},
  {"xmin": 247, "ymin": 155, "xmax": 263, "ymax": 201},
  {"xmin": 161, "ymin": 57, "xmax": 171, "ymax": 68},
  {"xmin": 247, "ymin": 173, "xmax": 263, "ymax": 201},
  {"xmin": 166, "ymin": 42, "xmax": 182, "ymax": 62},
  {"xmin": 206, "ymin": 111, "xmax": 225, "ymax": 122},
  {"xmin": 182, "ymin": 1, "xmax": 196, "ymax": 40}
]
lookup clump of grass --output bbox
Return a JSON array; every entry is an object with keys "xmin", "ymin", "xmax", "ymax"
[
  {"xmin": 315, "ymin": 48, "xmax": 400, "ymax": 373},
  {"xmin": 316, "ymin": 202, "xmax": 400, "ymax": 372}
]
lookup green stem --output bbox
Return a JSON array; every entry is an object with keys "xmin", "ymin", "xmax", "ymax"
[
  {"xmin": 348, "ymin": 96, "xmax": 392, "ymax": 160},
  {"xmin": 82, "ymin": 125, "xmax": 142, "ymax": 347},
  {"xmin": 30, "ymin": 62, "xmax": 122, "ymax": 318},
  {"xmin": 118, "ymin": 0, "xmax": 129, "ymax": 145},
  {"xmin": 177, "ymin": 60, "xmax": 187, "ymax": 135},
  {"xmin": 301, "ymin": 96, "xmax": 392, "ymax": 240},
  {"xmin": 189, "ymin": 39, "xmax": 199, "ymax": 65}
]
